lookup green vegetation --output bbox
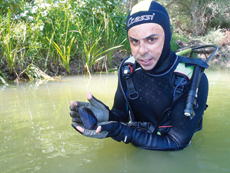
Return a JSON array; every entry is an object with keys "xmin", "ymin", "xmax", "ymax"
[
  {"xmin": 159, "ymin": 0, "xmax": 230, "ymax": 36},
  {"xmin": 0, "ymin": 0, "xmax": 129, "ymax": 83},
  {"xmin": 171, "ymin": 32, "xmax": 189, "ymax": 52},
  {"xmin": 0, "ymin": 0, "xmax": 229, "ymax": 85},
  {"xmin": 1, "ymin": 9, "xmax": 15, "ymax": 75}
]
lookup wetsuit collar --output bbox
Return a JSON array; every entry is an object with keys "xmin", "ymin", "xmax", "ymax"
[{"xmin": 145, "ymin": 51, "xmax": 176, "ymax": 74}]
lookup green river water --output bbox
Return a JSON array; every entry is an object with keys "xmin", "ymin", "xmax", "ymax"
[{"xmin": 0, "ymin": 66, "xmax": 230, "ymax": 173}]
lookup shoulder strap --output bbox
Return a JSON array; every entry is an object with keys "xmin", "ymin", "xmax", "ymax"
[
  {"xmin": 171, "ymin": 56, "xmax": 195, "ymax": 99},
  {"xmin": 153, "ymin": 58, "xmax": 196, "ymax": 134},
  {"xmin": 123, "ymin": 56, "xmax": 136, "ymax": 78},
  {"xmin": 180, "ymin": 57, "xmax": 209, "ymax": 69},
  {"xmin": 122, "ymin": 56, "xmax": 140, "ymax": 100},
  {"xmin": 118, "ymin": 57, "xmax": 136, "ymax": 122},
  {"xmin": 174, "ymin": 63, "xmax": 194, "ymax": 80}
]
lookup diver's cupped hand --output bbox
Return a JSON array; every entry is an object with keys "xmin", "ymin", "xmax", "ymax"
[
  {"xmin": 71, "ymin": 121, "xmax": 121, "ymax": 139},
  {"xmin": 69, "ymin": 91, "xmax": 110, "ymax": 123}
]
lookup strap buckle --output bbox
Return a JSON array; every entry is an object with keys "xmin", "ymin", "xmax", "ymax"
[{"xmin": 123, "ymin": 65, "xmax": 133, "ymax": 78}]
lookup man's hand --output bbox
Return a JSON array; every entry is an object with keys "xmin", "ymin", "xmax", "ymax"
[
  {"xmin": 75, "ymin": 124, "xmax": 102, "ymax": 133},
  {"xmin": 71, "ymin": 121, "xmax": 121, "ymax": 139},
  {"xmin": 69, "ymin": 91, "xmax": 109, "ymax": 123}
]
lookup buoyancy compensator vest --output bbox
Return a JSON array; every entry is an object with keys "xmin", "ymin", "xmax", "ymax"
[{"xmin": 118, "ymin": 55, "xmax": 209, "ymax": 135}]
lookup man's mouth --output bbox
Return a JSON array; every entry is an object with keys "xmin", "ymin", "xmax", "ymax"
[{"xmin": 139, "ymin": 59, "xmax": 152, "ymax": 66}]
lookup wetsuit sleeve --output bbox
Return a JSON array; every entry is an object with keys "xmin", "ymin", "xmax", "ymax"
[
  {"xmin": 167, "ymin": 73, "xmax": 208, "ymax": 148},
  {"xmin": 109, "ymin": 79, "xmax": 129, "ymax": 122},
  {"xmin": 112, "ymin": 74, "xmax": 209, "ymax": 150}
]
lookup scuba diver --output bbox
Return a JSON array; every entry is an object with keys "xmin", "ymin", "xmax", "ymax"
[{"xmin": 69, "ymin": 0, "xmax": 216, "ymax": 150}]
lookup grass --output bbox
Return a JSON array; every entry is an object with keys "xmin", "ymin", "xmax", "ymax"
[
  {"xmin": 79, "ymin": 26, "xmax": 124, "ymax": 76},
  {"xmin": 171, "ymin": 33, "xmax": 189, "ymax": 52},
  {"xmin": 1, "ymin": 9, "xmax": 16, "ymax": 74},
  {"xmin": 0, "ymin": 0, "xmax": 128, "ymax": 85},
  {"xmin": 1, "ymin": 0, "xmax": 225, "ymax": 86}
]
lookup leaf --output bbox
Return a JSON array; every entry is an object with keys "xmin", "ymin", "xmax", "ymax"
[
  {"xmin": 95, "ymin": 45, "xmax": 123, "ymax": 58},
  {"xmin": 0, "ymin": 76, "xmax": 9, "ymax": 86},
  {"xmin": 35, "ymin": 32, "xmax": 49, "ymax": 46}
]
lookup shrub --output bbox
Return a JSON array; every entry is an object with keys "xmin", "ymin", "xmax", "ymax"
[
  {"xmin": 0, "ymin": 0, "xmax": 129, "ymax": 82},
  {"xmin": 171, "ymin": 33, "xmax": 189, "ymax": 52},
  {"xmin": 198, "ymin": 29, "xmax": 225, "ymax": 46}
]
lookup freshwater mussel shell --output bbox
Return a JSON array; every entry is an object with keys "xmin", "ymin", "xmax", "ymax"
[{"xmin": 79, "ymin": 107, "xmax": 98, "ymax": 130}]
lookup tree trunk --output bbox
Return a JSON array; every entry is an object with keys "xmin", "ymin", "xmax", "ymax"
[{"xmin": 126, "ymin": 0, "xmax": 139, "ymax": 11}]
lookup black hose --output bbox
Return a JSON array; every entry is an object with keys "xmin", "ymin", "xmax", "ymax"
[
  {"xmin": 184, "ymin": 66, "xmax": 203, "ymax": 118},
  {"xmin": 190, "ymin": 45, "xmax": 218, "ymax": 63},
  {"xmin": 184, "ymin": 45, "xmax": 218, "ymax": 118}
]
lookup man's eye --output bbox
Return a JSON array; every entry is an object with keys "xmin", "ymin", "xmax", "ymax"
[
  {"xmin": 131, "ymin": 39, "xmax": 139, "ymax": 44},
  {"xmin": 148, "ymin": 38, "xmax": 156, "ymax": 43}
]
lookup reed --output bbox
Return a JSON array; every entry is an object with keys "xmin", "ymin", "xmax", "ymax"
[
  {"xmin": 0, "ymin": 0, "xmax": 129, "ymax": 82},
  {"xmin": 0, "ymin": 70, "xmax": 9, "ymax": 86},
  {"xmin": 47, "ymin": 36, "xmax": 75, "ymax": 74},
  {"xmin": 1, "ymin": 9, "xmax": 16, "ymax": 74},
  {"xmin": 78, "ymin": 21, "xmax": 123, "ymax": 75}
]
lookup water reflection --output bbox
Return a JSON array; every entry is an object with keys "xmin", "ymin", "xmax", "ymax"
[{"xmin": 0, "ymin": 70, "xmax": 230, "ymax": 173}]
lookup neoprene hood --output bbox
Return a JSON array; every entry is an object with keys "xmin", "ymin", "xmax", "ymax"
[{"xmin": 126, "ymin": 0, "xmax": 172, "ymax": 73}]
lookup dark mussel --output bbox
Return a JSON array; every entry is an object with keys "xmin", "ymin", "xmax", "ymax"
[{"xmin": 79, "ymin": 107, "xmax": 98, "ymax": 130}]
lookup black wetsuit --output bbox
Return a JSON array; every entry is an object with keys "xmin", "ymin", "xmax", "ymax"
[{"xmin": 109, "ymin": 51, "xmax": 209, "ymax": 150}]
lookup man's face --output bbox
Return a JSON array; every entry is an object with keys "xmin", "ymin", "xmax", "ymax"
[{"xmin": 128, "ymin": 23, "xmax": 165, "ymax": 71}]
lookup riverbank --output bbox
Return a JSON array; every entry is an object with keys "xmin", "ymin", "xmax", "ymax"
[
  {"xmin": 0, "ymin": 43, "xmax": 229, "ymax": 84},
  {"xmin": 1, "ymin": 1, "xmax": 230, "ymax": 85}
]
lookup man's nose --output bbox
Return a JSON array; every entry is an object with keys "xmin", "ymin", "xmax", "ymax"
[{"xmin": 138, "ymin": 42, "xmax": 148, "ymax": 55}]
